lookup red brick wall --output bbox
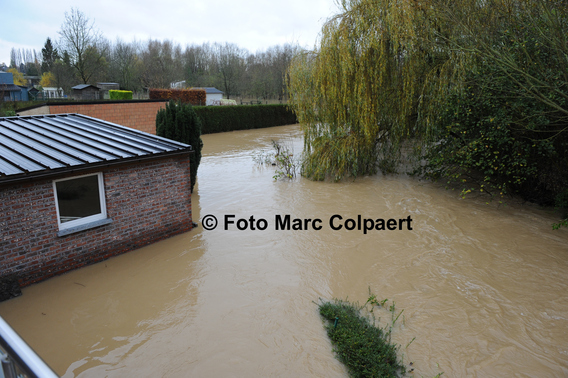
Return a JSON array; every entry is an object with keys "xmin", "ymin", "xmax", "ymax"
[
  {"xmin": 0, "ymin": 155, "xmax": 192, "ymax": 286},
  {"xmin": 49, "ymin": 101, "xmax": 167, "ymax": 134}
]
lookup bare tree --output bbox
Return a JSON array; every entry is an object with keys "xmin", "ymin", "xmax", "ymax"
[
  {"xmin": 9, "ymin": 48, "xmax": 41, "ymax": 76},
  {"xmin": 9, "ymin": 48, "xmax": 20, "ymax": 69},
  {"xmin": 58, "ymin": 8, "xmax": 108, "ymax": 84},
  {"xmin": 108, "ymin": 39, "xmax": 142, "ymax": 91},
  {"xmin": 212, "ymin": 43, "xmax": 246, "ymax": 99},
  {"xmin": 139, "ymin": 39, "xmax": 185, "ymax": 89},
  {"xmin": 140, "ymin": 40, "xmax": 168, "ymax": 88},
  {"xmin": 239, "ymin": 44, "xmax": 297, "ymax": 101}
]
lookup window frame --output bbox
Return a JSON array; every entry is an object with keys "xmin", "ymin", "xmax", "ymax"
[{"xmin": 53, "ymin": 172, "xmax": 108, "ymax": 232}]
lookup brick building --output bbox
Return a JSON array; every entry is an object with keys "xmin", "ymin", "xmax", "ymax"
[{"xmin": 0, "ymin": 114, "xmax": 194, "ymax": 293}]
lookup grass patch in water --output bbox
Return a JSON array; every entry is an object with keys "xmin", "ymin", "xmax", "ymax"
[{"xmin": 318, "ymin": 295, "xmax": 407, "ymax": 377}]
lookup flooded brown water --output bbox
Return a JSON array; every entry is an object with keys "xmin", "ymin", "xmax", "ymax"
[{"xmin": 1, "ymin": 124, "xmax": 568, "ymax": 377}]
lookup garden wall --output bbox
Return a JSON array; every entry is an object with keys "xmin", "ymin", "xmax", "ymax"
[{"xmin": 17, "ymin": 100, "xmax": 168, "ymax": 135}]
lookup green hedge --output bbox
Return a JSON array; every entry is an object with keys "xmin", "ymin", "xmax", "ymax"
[
  {"xmin": 193, "ymin": 104, "xmax": 297, "ymax": 134},
  {"xmin": 109, "ymin": 90, "xmax": 133, "ymax": 100},
  {"xmin": 156, "ymin": 101, "xmax": 202, "ymax": 193}
]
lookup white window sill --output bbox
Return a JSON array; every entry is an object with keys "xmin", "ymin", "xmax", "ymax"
[{"xmin": 57, "ymin": 218, "xmax": 113, "ymax": 237}]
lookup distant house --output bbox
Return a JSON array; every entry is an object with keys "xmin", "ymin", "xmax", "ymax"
[
  {"xmin": 23, "ymin": 75, "xmax": 40, "ymax": 87},
  {"xmin": 17, "ymin": 86, "xmax": 29, "ymax": 101},
  {"xmin": 28, "ymin": 87, "xmax": 39, "ymax": 100},
  {"xmin": 171, "ymin": 80, "xmax": 186, "ymax": 89},
  {"xmin": 96, "ymin": 82, "xmax": 120, "ymax": 99},
  {"xmin": 72, "ymin": 84, "xmax": 100, "ymax": 100},
  {"xmin": 0, "ymin": 113, "xmax": 194, "ymax": 290},
  {"xmin": 193, "ymin": 87, "xmax": 224, "ymax": 106},
  {"xmin": 0, "ymin": 72, "xmax": 22, "ymax": 101},
  {"xmin": 42, "ymin": 87, "xmax": 65, "ymax": 99}
]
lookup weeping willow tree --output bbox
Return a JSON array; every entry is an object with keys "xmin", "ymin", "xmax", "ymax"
[
  {"xmin": 287, "ymin": 0, "xmax": 562, "ymax": 181},
  {"xmin": 288, "ymin": 0, "xmax": 460, "ymax": 180}
]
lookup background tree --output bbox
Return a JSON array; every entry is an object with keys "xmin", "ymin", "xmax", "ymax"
[
  {"xmin": 156, "ymin": 101, "xmax": 203, "ymax": 193},
  {"xmin": 41, "ymin": 37, "xmax": 58, "ymax": 73},
  {"xmin": 9, "ymin": 48, "xmax": 41, "ymax": 76},
  {"xmin": 58, "ymin": 8, "xmax": 108, "ymax": 84},
  {"xmin": 52, "ymin": 52, "xmax": 75, "ymax": 94},
  {"xmin": 182, "ymin": 43, "xmax": 214, "ymax": 87},
  {"xmin": 140, "ymin": 39, "xmax": 183, "ymax": 89},
  {"xmin": 7, "ymin": 68, "xmax": 25, "ymax": 86},
  {"xmin": 265, "ymin": 44, "xmax": 296, "ymax": 101},
  {"xmin": 6, "ymin": 11, "xmax": 298, "ymax": 100},
  {"xmin": 108, "ymin": 38, "xmax": 142, "ymax": 91},
  {"xmin": 9, "ymin": 49, "xmax": 18, "ymax": 69},
  {"xmin": 212, "ymin": 43, "xmax": 246, "ymax": 99},
  {"xmin": 39, "ymin": 71, "xmax": 56, "ymax": 87}
]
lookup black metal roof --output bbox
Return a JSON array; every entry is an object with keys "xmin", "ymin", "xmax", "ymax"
[
  {"xmin": 72, "ymin": 84, "xmax": 99, "ymax": 90},
  {"xmin": 194, "ymin": 87, "xmax": 224, "ymax": 94},
  {"xmin": 0, "ymin": 113, "xmax": 191, "ymax": 184},
  {"xmin": 0, "ymin": 84, "xmax": 22, "ymax": 92}
]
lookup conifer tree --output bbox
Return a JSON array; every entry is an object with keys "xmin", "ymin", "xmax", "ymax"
[
  {"xmin": 156, "ymin": 100, "xmax": 203, "ymax": 193},
  {"xmin": 41, "ymin": 37, "xmax": 58, "ymax": 73}
]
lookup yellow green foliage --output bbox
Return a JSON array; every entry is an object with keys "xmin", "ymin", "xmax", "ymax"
[
  {"xmin": 287, "ymin": 0, "xmax": 568, "ymax": 181},
  {"xmin": 40, "ymin": 72, "xmax": 56, "ymax": 87},
  {"xmin": 7, "ymin": 68, "xmax": 25, "ymax": 86},
  {"xmin": 109, "ymin": 90, "xmax": 133, "ymax": 100}
]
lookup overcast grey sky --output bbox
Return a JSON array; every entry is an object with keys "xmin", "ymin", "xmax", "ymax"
[{"xmin": 1, "ymin": 0, "xmax": 340, "ymax": 67}]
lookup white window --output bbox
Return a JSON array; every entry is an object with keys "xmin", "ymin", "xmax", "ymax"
[{"xmin": 53, "ymin": 172, "xmax": 108, "ymax": 232}]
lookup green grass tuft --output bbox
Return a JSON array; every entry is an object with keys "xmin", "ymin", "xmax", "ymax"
[{"xmin": 319, "ymin": 298, "xmax": 406, "ymax": 377}]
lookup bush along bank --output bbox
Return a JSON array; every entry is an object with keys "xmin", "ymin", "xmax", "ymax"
[
  {"xmin": 193, "ymin": 104, "xmax": 297, "ymax": 134},
  {"xmin": 416, "ymin": 59, "xmax": 568, "ymax": 228}
]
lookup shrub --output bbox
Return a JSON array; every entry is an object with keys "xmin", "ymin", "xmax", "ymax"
[
  {"xmin": 156, "ymin": 100, "xmax": 203, "ymax": 193},
  {"xmin": 109, "ymin": 90, "xmax": 133, "ymax": 100},
  {"xmin": 419, "ymin": 17, "xmax": 568, "ymax": 211},
  {"xmin": 0, "ymin": 102, "xmax": 16, "ymax": 117},
  {"xmin": 149, "ymin": 88, "xmax": 206, "ymax": 106},
  {"xmin": 420, "ymin": 62, "xmax": 567, "ymax": 207}
]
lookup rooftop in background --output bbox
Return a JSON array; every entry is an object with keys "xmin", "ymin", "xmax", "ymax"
[
  {"xmin": 0, "ymin": 71, "xmax": 14, "ymax": 84},
  {"xmin": 72, "ymin": 84, "xmax": 100, "ymax": 90},
  {"xmin": 97, "ymin": 83, "xmax": 120, "ymax": 90},
  {"xmin": 0, "ymin": 113, "xmax": 191, "ymax": 184},
  {"xmin": 0, "ymin": 72, "xmax": 22, "ymax": 94},
  {"xmin": 193, "ymin": 87, "xmax": 224, "ymax": 94}
]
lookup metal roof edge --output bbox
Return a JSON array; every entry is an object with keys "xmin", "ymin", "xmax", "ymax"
[
  {"xmin": 0, "ymin": 149, "xmax": 193, "ymax": 187},
  {"xmin": 69, "ymin": 113, "xmax": 191, "ymax": 148}
]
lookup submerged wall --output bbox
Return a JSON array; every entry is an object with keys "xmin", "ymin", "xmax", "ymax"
[{"xmin": 0, "ymin": 155, "xmax": 192, "ymax": 288}]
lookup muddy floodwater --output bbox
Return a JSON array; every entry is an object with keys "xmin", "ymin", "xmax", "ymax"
[{"xmin": 1, "ymin": 124, "xmax": 568, "ymax": 377}]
